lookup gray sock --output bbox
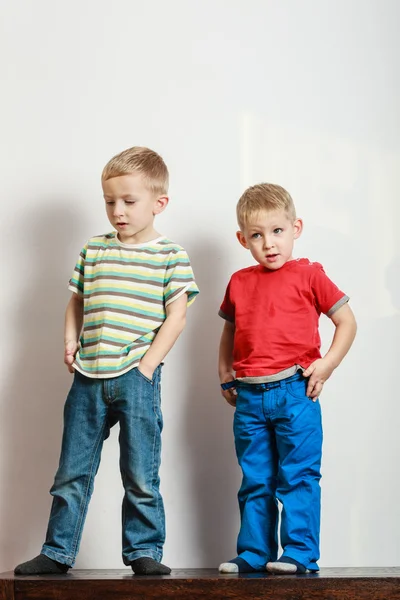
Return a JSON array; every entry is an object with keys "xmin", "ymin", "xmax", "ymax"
[
  {"xmin": 14, "ymin": 554, "xmax": 70, "ymax": 575},
  {"xmin": 130, "ymin": 557, "xmax": 171, "ymax": 575}
]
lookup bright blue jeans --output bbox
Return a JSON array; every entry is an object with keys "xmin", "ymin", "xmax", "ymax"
[
  {"xmin": 233, "ymin": 372, "xmax": 322, "ymax": 571},
  {"xmin": 41, "ymin": 365, "xmax": 165, "ymax": 566}
]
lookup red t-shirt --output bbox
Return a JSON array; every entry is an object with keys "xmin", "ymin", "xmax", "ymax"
[{"xmin": 219, "ymin": 258, "xmax": 348, "ymax": 377}]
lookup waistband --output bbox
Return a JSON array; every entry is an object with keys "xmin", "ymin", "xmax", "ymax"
[{"xmin": 221, "ymin": 370, "xmax": 305, "ymax": 391}]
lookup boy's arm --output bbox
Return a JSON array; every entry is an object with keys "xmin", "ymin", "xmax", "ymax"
[
  {"xmin": 64, "ymin": 292, "xmax": 84, "ymax": 373},
  {"xmin": 138, "ymin": 293, "xmax": 187, "ymax": 380},
  {"xmin": 219, "ymin": 320, "xmax": 237, "ymax": 407},
  {"xmin": 303, "ymin": 303, "xmax": 357, "ymax": 400}
]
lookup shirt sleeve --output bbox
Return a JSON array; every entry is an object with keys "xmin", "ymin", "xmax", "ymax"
[
  {"xmin": 68, "ymin": 243, "xmax": 88, "ymax": 296},
  {"xmin": 311, "ymin": 263, "xmax": 349, "ymax": 316},
  {"xmin": 218, "ymin": 279, "xmax": 235, "ymax": 323},
  {"xmin": 164, "ymin": 249, "xmax": 199, "ymax": 307}
]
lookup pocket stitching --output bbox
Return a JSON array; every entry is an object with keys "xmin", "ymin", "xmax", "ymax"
[
  {"xmin": 286, "ymin": 380, "xmax": 309, "ymax": 400},
  {"xmin": 136, "ymin": 367, "xmax": 154, "ymax": 385}
]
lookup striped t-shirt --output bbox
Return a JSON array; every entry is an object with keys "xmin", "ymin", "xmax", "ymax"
[{"xmin": 68, "ymin": 232, "xmax": 199, "ymax": 379}]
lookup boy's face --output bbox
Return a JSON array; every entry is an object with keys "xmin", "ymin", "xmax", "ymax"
[
  {"xmin": 102, "ymin": 173, "xmax": 168, "ymax": 244},
  {"xmin": 237, "ymin": 209, "xmax": 303, "ymax": 270}
]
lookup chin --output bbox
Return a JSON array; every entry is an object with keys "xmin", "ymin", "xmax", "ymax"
[{"xmin": 263, "ymin": 260, "xmax": 283, "ymax": 270}]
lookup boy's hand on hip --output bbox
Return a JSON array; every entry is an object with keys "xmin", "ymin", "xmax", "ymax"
[
  {"xmin": 302, "ymin": 358, "xmax": 335, "ymax": 400},
  {"xmin": 64, "ymin": 341, "xmax": 79, "ymax": 373},
  {"xmin": 220, "ymin": 373, "xmax": 237, "ymax": 407}
]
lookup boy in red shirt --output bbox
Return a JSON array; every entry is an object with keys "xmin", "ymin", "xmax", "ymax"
[{"xmin": 218, "ymin": 183, "xmax": 356, "ymax": 574}]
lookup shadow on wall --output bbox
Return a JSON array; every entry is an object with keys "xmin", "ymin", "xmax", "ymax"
[
  {"xmin": 182, "ymin": 238, "xmax": 240, "ymax": 567},
  {"xmin": 0, "ymin": 201, "xmax": 86, "ymax": 571}
]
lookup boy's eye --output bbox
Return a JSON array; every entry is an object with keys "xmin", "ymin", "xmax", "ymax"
[
  {"xmin": 125, "ymin": 201, "xmax": 135, "ymax": 205},
  {"xmin": 273, "ymin": 228, "xmax": 283, "ymax": 234},
  {"xmin": 251, "ymin": 233, "xmax": 261, "ymax": 239},
  {"xmin": 106, "ymin": 201, "xmax": 115, "ymax": 205}
]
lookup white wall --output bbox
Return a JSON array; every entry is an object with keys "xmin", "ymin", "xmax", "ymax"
[{"xmin": 0, "ymin": 0, "xmax": 399, "ymax": 571}]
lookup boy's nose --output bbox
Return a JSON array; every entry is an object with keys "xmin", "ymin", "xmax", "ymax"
[{"xmin": 113, "ymin": 203, "xmax": 125, "ymax": 217}]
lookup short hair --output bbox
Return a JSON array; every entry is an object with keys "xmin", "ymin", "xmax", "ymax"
[
  {"xmin": 237, "ymin": 183, "xmax": 296, "ymax": 229},
  {"xmin": 102, "ymin": 146, "xmax": 169, "ymax": 195}
]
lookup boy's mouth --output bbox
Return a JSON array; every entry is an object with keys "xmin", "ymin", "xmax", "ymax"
[{"xmin": 266, "ymin": 253, "xmax": 279, "ymax": 262}]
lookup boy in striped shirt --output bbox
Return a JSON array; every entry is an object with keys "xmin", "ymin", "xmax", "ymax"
[{"xmin": 15, "ymin": 147, "xmax": 199, "ymax": 576}]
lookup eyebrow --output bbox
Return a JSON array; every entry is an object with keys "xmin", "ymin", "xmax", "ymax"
[
  {"xmin": 103, "ymin": 195, "xmax": 138, "ymax": 200},
  {"xmin": 247, "ymin": 224, "xmax": 285, "ymax": 232}
]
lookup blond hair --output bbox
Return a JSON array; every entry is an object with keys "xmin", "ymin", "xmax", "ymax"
[
  {"xmin": 102, "ymin": 146, "xmax": 169, "ymax": 195},
  {"xmin": 237, "ymin": 183, "xmax": 296, "ymax": 229}
]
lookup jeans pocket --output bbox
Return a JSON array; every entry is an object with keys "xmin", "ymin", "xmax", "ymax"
[
  {"xmin": 286, "ymin": 378, "xmax": 309, "ymax": 400},
  {"xmin": 136, "ymin": 367, "xmax": 154, "ymax": 385}
]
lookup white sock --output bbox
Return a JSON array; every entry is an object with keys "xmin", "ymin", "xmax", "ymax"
[
  {"xmin": 266, "ymin": 560, "xmax": 297, "ymax": 574},
  {"xmin": 219, "ymin": 562, "xmax": 239, "ymax": 573}
]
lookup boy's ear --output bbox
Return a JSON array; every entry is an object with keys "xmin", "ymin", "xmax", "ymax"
[
  {"xmin": 293, "ymin": 218, "xmax": 303, "ymax": 239},
  {"xmin": 153, "ymin": 196, "xmax": 169, "ymax": 215},
  {"xmin": 236, "ymin": 230, "xmax": 249, "ymax": 249}
]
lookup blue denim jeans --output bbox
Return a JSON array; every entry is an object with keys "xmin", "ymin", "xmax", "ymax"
[
  {"xmin": 41, "ymin": 365, "xmax": 165, "ymax": 567},
  {"xmin": 233, "ymin": 372, "xmax": 322, "ymax": 571}
]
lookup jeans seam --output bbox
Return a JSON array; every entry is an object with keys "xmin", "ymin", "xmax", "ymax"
[
  {"xmin": 69, "ymin": 421, "xmax": 107, "ymax": 560},
  {"xmin": 152, "ymin": 372, "xmax": 162, "ymax": 551}
]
